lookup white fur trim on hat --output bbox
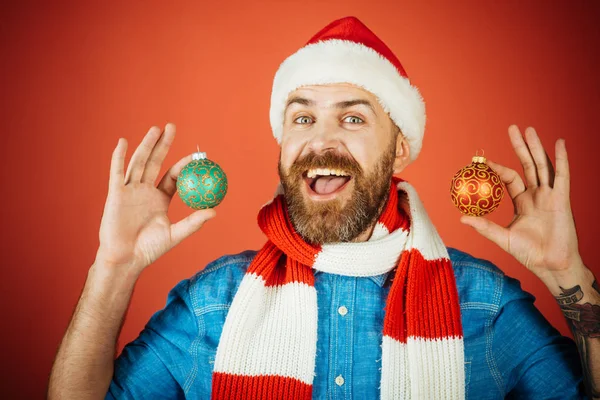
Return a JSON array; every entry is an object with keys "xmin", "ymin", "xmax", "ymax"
[{"xmin": 269, "ymin": 39, "xmax": 426, "ymax": 162}]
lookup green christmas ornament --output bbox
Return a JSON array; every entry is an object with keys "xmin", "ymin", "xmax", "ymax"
[{"xmin": 176, "ymin": 147, "xmax": 228, "ymax": 209}]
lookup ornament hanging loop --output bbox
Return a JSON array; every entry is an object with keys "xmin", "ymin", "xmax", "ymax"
[{"xmin": 192, "ymin": 144, "xmax": 207, "ymax": 160}]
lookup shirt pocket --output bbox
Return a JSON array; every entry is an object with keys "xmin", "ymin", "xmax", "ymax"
[
  {"xmin": 196, "ymin": 304, "xmax": 231, "ymax": 359},
  {"xmin": 184, "ymin": 305, "xmax": 230, "ymax": 396}
]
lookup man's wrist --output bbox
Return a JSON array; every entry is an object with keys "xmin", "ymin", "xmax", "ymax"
[
  {"xmin": 87, "ymin": 261, "xmax": 141, "ymax": 306},
  {"xmin": 91, "ymin": 257, "xmax": 143, "ymax": 283},
  {"xmin": 536, "ymin": 258, "xmax": 592, "ymax": 296}
]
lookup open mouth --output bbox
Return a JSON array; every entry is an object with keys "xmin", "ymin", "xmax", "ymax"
[{"xmin": 302, "ymin": 167, "xmax": 352, "ymax": 199}]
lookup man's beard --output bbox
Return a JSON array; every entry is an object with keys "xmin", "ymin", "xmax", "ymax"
[{"xmin": 278, "ymin": 140, "xmax": 396, "ymax": 244}]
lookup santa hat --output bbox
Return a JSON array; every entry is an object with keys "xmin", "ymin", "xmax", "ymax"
[{"xmin": 269, "ymin": 16, "xmax": 426, "ymax": 162}]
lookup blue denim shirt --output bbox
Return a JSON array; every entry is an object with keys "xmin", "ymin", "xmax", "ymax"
[{"xmin": 107, "ymin": 247, "xmax": 585, "ymax": 399}]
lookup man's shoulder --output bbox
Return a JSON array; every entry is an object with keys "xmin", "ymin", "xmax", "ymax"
[
  {"xmin": 447, "ymin": 247, "xmax": 533, "ymax": 310},
  {"xmin": 185, "ymin": 249, "xmax": 257, "ymax": 312},
  {"xmin": 448, "ymin": 247, "xmax": 504, "ymax": 275},
  {"xmin": 193, "ymin": 249, "xmax": 257, "ymax": 279}
]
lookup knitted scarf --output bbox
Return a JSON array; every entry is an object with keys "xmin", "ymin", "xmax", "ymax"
[{"xmin": 211, "ymin": 177, "xmax": 464, "ymax": 399}]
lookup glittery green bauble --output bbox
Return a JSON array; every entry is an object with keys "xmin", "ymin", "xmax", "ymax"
[{"xmin": 176, "ymin": 158, "xmax": 228, "ymax": 209}]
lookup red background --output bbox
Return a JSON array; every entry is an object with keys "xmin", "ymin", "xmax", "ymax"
[{"xmin": 1, "ymin": 1, "xmax": 599, "ymax": 397}]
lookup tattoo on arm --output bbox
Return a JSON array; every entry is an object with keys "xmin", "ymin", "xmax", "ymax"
[{"xmin": 555, "ymin": 280, "xmax": 600, "ymax": 398}]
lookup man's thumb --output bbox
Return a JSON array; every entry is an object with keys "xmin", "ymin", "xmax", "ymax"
[
  {"xmin": 170, "ymin": 209, "xmax": 217, "ymax": 246},
  {"xmin": 460, "ymin": 215, "xmax": 509, "ymax": 252}
]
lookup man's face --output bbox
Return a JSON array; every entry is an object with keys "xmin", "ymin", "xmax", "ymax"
[{"xmin": 278, "ymin": 83, "xmax": 406, "ymax": 244}]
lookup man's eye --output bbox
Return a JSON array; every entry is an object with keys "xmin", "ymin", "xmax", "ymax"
[
  {"xmin": 343, "ymin": 116, "xmax": 364, "ymax": 124},
  {"xmin": 294, "ymin": 116, "xmax": 313, "ymax": 124}
]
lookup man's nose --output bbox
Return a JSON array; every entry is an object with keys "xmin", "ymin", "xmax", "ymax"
[{"xmin": 306, "ymin": 120, "xmax": 343, "ymax": 154}]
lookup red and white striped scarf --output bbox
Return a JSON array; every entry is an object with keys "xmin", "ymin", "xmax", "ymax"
[{"xmin": 211, "ymin": 177, "xmax": 464, "ymax": 399}]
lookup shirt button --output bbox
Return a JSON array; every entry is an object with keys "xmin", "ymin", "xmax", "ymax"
[
  {"xmin": 335, "ymin": 375, "xmax": 345, "ymax": 386},
  {"xmin": 338, "ymin": 306, "xmax": 348, "ymax": 316}
]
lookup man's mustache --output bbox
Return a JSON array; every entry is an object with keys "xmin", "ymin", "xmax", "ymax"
[{"xmin": 288, "ymin": 151, "xmax": 363, "ymax": 177}]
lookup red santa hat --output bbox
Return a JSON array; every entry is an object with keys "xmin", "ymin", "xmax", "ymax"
[{"xmin": 269, "ymin": 16, "xmax": 426, "ymax": 162}]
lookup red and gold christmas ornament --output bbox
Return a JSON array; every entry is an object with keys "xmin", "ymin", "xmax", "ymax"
[{"xmin": 450, "ymin": 151, "xmax": 505, "ymax": 216}]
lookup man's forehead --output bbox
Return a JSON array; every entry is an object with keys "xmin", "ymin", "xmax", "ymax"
[
  {"xmin": 285, "ymin": 83, "xmax": 380, "ymax": 112},
  {"xmin": 288, "ymin": 83, "xmax": 375, "ymax": 100}
]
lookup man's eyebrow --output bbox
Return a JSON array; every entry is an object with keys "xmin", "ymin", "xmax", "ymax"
[
  {"xmin": 335, "ymin": 99, "xmax": 376, "ymax": 113},
  {"xmin": 285, "ymin": 97, "xmax": 314, "ymax": 112},
  {"xmin": 284, "ymin": 97, "xmax": 376, "ymax": 114}
]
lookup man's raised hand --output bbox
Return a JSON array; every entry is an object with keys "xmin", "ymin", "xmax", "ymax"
[{"xmin": 94, "ymin": 123, "xmax": 216, "ymax": 275}]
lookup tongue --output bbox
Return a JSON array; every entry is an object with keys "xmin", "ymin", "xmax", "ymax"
[{"xmin": 313, "ymin": 176, "xmax": 348, "ymax": 195}]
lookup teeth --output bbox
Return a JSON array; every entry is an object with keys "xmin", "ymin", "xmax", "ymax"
[{"xmin": 306, "ymin": 168, "xmax": 349, "ymax": 178}]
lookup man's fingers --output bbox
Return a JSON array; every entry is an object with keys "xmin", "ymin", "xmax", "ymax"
[
  {"xmin": 486, "ymin": 159, "xmax": 526, "ymax": 200},
  {"xmin": 157, "ymin": 153, "xmax": 194, "ymax": 198},
  {"xmin": 554, "ymin": 138, "xmax": 570, "ymax": 196},
  {"xmin": 124, "ymin": 126, "xmax": 162, "ymax": 185},
  {"xmin": 109, "ymin": 138, "xmax": 127, "ymax": 192},
  {"xmin": 524, "ymin": 127, "xmax": 554, "ymax": 187},
  {"xmin": 508, "ymin": 125, "xmax": 539, "ymax": 188},
  {"xmin": 141, "ymin": 123, "xmax": 176, "ymax": 185},
  {"xmin": 170, "ymin": 209, "xmax": 217, "ymax": 247},
  {"xmin": 460, "ymin": 215, "xmax": 510, "ymax": 253}
]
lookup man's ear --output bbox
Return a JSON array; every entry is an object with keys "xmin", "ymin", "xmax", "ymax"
[{"xmin": 393, "ymin": 133, "xmax": 411, "ymax": 175}]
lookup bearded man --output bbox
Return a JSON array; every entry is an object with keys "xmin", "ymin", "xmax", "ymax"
[{"xmin": 49, "ymin": 16, "xmax": 599, "ymax": 399}]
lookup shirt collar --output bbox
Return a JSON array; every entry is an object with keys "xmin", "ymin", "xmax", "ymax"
[{"xmin": 313, "ymin": 268, "xmax": 392, "ymax": 287}]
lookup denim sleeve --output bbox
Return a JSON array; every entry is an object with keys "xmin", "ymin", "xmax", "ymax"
[
  {"xmin": 493, "ymin": 274, "xmax": 586, "ymax": 399},
  {"xmin": 105, "ymin": 278, "xmax": 196, "ymax": 399}
]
